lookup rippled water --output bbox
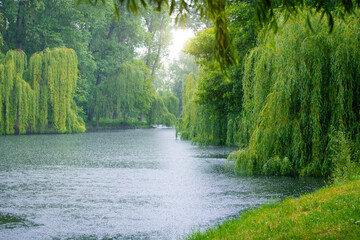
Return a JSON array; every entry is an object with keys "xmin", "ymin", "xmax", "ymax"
[{"xmin": 0, "ymin": 128, "xmax": 325, "ymax": 239}]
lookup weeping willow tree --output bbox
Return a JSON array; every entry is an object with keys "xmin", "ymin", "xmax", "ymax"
[
  {"xmin": 176, "ymin": 72, "xmax": 227, "ymax": 144},
  {"xmin": 95, "ymin": 60, "xmax": 154, "ymax": 122},
  {"xmin": 94, "ymin": 59, "xmax": 178, "ymax": 127},
  {"xmin": 0, "ymin": 50, "xmax": 36, "ymax": 134},
  {"xmin": 147, "ymin": 96, "xmax": 176, "ymax": 127},
  {"xmin": 230, "ymin": 11, "xmax": 360, "ymax": 176},
  {"xmin": 160, "ymin": 95, "xmax": 179, "ymax": 117},
  {"xmin": 0, "ymin": 48, "xmax": 85, "ymax": 134},
  {"xmin": 31, "ymin": 48, "xmax": 85, "ymax": 133},
  {"xmin": 28, "ymin": 50, "xmax": 46, "ymax": 132}
]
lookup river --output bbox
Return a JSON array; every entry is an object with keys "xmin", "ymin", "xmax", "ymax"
[{"xmin": 0, "ymin": 128, "xmax": 325, "ymax": 239}]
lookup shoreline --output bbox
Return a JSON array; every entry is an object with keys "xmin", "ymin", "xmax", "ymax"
[
  {"xmin": 85, "ymin": 125, "xmax": 154, "ymax": 131},
  {"xmin": 185, "ymin": 179, "xmax": 360, "ymax": 239}
]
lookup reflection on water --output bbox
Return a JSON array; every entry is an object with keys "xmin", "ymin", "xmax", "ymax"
[{"xmin": 0, "ymin": 129, "xmax": 325, "ymax": 239}]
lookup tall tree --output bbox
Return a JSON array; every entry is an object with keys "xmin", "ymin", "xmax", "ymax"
[
  {"xmin": 142, "ymin": 7, "xmax": 172, "ymax": 77},
  {"xmin": 169, "ymin": 53, "xmax": 198, "ymax": 113},
  {"xmin": 86, "ymin": 3, "xmax": 149, "ymax": 123},
  {"xmin": 177, "ymin": 1, "xmax": 257, "ymax": 146},
  {"xmin": 232, "ymin": 12, "xmax": 360, "ymax": 176},
  {"xmin": 0, "ymin": 48, "xmax": 85, "ymax": 134}
]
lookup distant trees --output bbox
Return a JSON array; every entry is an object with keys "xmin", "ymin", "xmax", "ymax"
[
  {"xmin": 84, "ymin": 4, "xmax": 152, "ymax": 123},
  {"xmin": 177, "ymin": 2, "xmax": 256, "ymax": 146},
  {"xmin": 0, "ymin": 0, "xmax": 179, "ymax": 132}
]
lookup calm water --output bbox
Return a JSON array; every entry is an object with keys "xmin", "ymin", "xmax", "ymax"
[{"xmin": 0, "ymin": 128, "xmax": 325, "ymax": 239}]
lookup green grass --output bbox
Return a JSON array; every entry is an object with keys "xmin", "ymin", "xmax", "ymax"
[{"xmin": 185, "ymin": 179, "xmax": 360, "ymax": 240}]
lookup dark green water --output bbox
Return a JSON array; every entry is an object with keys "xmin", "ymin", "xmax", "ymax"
[{"xmin": 0, "ymin": 128, "xmax": 325, "ymax": 239}]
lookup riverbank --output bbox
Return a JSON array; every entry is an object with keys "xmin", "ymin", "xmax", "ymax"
[
  {"xmin": 85, "ymin": 119, "xmax": 151, "ymax": 131},
  {"xmin": 185, "ymin": 179, "xmax": 360, "ymax": 239}
]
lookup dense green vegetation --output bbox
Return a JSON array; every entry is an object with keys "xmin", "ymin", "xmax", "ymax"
[
  {"xmin": 177, "ymin": 4, "xmax": 360, "ymax": 178},
  {"xmin": 0, "ymin": 0, "xmax": 179, "ymax": 134},
  {"xmin": 0, "ymin": 48, "xmax": 85, "ymax": 134},
  {"xmin": 177, "ymin": 2, "xmax": 256, "ymax": 146},
  {"xmin": 231, "ymin": 11, "xmax": 360, "ymax": 176},
  {"xmin": 80, "ymin": 0, "xmax": 360, "ymax": 69}
]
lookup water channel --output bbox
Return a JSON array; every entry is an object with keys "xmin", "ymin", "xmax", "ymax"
[{"xmin": 0, "ymin": 128, "xmax": 325, "ymax": 239}]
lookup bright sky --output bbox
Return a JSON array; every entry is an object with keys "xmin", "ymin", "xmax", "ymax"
[{"xmin": 168, "ymin": 28, "xmax": 194, "ymax": 60}]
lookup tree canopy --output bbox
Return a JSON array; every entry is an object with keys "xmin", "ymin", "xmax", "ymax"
[
  {"xmin": 177, "ymin": 1, "xmax": 256, "ymax": 145},
  {"xmin": 231, "ymin": 11, "xmax": 360, "ymax": 176},
  {"xmin": 176, "ymin": 1, "xmax": 360, "ymax": 177},
  {"xmin": 78, "ymin": 0, "xmax": 360, "ymax": 68},
  {"xmin": 0, "ymin": 48, "xmax": 85, "ymax": 134},
  {"xmin": 0, "ymin": 0, "xmax": 179, "ymax": 133}
]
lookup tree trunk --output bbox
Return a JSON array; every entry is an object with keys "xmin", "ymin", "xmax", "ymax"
[
  {"xmin": 144, "ymin": 15, "xmax": 153, "ymax": 69},
  {"xmin": 87, "ymin": 70, "xmax": 103, "ymax": 121},
  {"xmin": 113, "ymin": 111, "xmax": 119, "ymax": 119},
  {"xmin": 107, "ymin": 20, "xmax": 116, "ymax": 39},
  {"xmin": 151, "ymin": 12, "xmax": 165, "ymax": 77},
  {"xmin": 15, "ymin": 0, "xmax": 26, "ymax": 51}
]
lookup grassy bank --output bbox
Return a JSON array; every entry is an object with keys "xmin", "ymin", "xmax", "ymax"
[{"xmin": 186, "ymin": 179, "xmax": 360, "ymax": 239}]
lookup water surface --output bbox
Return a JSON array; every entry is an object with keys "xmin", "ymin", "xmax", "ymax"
[{"xmin": 0, "ymin": 128, "xmax": 325, "ymax": 239}]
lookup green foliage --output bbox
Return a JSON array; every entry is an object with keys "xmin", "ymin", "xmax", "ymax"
[
  {"xmin": 169, "ymin": 53, "xmax": 199, "ymax": 113},
  {"xmin": 1, "ymin": 0, "xmax": 96, "ymax": 68},
  {"xmin": 327, "ymin": 130, "xmax": 360, "ymax": 183},
  {"xmin": 184, "ymin": 28, "xmax": 215, "ymax": 65},
  {"xmin": 1, "ymin": 0, "xmax": 180, "ymax": 127},
  {"xmin": 79, "ymin": 0, "xmax": 234, "ymax": 67},
  {"xmin": 80, "ymin": 0, "xmax": 360, "ymax": 69},
  {"xmin": 43, "ymin": 48, "xmax": 80, "ymax": 133},
  {"xmin": 176, "ymin": 73, "xmax": 196, "ymax": 140},
  {"xmin": 96, "ymin": 60, "xmax": 155, "ymax": 121},
  {"xmin": 176, "ymin": 73, "xmax": 227, "ymax": 145},
  {"xmin": 181, "ymin": 5, "xmax": 360, "ymax": 177},
  {"xmin": 86, "ymin": 118, "xmax": 149, "ymax": 129},
  {"xmin": 0, "ymin": 48, "xmax": 85, "ymax": 134},
  {"xmin": 177, "ymin": 43, "xmax": 230, "ymax": 145},
  {"xmin": 235, "ymin": 11, "xmax": 360, "ymax": 176},
  {"xmin": 160, "ymin": 95, "xmax": 179, "ymax": 117},
  {"xmin": 178, "ymin": 1, "xmax": 256, "ymax": 146},
  {"xmin": 0, "ymin": 50, "xmax": 29, "ymax": 134},
  {"xmin": 185, "ymin": 180, "xmax": 360, "ymax": 240},
  {"xmin": 147, "ymin": 95, "xmax": 176, "ymax": 127},
  {"xmin": 141, "ymin": 7, "xmax": 172, "ymax": 78},
  {"xmin": 84, "ymin": 4, "xmax": 160, "ymax": 123},
  {"xmin": 14, "ymin": 74, "xmax": 36, "ymax": 134}
]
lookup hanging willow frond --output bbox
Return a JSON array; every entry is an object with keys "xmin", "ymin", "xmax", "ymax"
[
  {"xmin": 0, "ymin": 48, "xmax": 85, "ymax": 134},
  {"xmin": 237, "ymin": 10, "xmax": 360, "ymax": 176}
]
